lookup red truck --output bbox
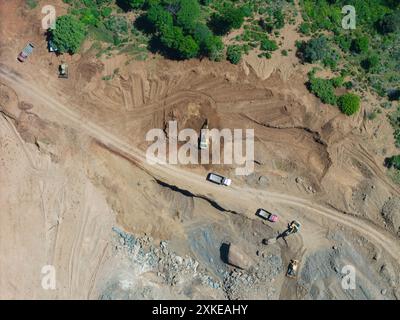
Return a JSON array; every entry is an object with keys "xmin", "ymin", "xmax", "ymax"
[{"xmin": 17, "ymin": 42, "xmax": 35, "ymax": 62}]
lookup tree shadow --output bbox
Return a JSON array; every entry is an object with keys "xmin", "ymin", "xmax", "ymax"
[{"xmin": 115, "ymin": 0, "xmax": 132, "ymax": 12}]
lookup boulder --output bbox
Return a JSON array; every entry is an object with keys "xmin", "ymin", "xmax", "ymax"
[{"xmin": 227, "ymin": 244, "xmax": 253, "ymax": 270}]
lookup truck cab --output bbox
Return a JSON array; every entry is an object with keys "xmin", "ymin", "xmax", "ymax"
[{"xmin": 207, "ymin": 173, "xmax": 232, "ymax": 186}]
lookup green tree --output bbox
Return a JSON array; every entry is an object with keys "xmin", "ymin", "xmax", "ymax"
[
  {"xmin": 260, "ymin": 38, "xmax": 278, "ymax": 52},
  {"xmin": 308, "ymin": 76, "xmax": 337, "ymax": 105},
  {"xmin": 337, "ymin": 93, "xmax": 361, "ymax": 115},
  {"xmin": 51, "ymin": 15, "xmax": 86, "ymax": 54},
  {"xmin": 147, "ymin": 4, "xmax": 174, "ymax": 30},
  {"xmin": 193, "ymin": 23, "xmax": 223, "ymax": 60},
  {"xmin": 211, "ymin": 6, "xmax": 245, "ymax": 35},
  {"xmin": 160, "ymin": 24, "xmax": 199, "ymax": 59},
  {"xmin": 361, "ymin": 55, "xmax": 379, "ymax": 72}
]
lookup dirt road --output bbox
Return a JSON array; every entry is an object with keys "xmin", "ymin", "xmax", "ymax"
[{"xmin": 1, "ymin": 65, "xmax": 399, "ymax": 266}]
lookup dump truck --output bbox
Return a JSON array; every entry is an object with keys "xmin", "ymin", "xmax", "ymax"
[
  {"xmin": 17, "ymin": 42, "xmax": 35, "ymax": 62},
  {"xmin": 286, "ymin": 259, "xmax": 299, "ymax": 278},
  {"xmin": 59, "ymin": 63, "xmax": 69, "ymax": 79},
  {"xmin": 256, "ymin": 209, "xmax": 278, "ymax": 222},
  {"xmin": 199, "ymin": 119, "xmax": 209, "ymax": 149},
  {"xmin": 207, "ymin": 173, "xmax": 231, "ymax": 186}
]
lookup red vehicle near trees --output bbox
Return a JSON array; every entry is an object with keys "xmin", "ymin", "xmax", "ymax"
[{"xmin": 17, "ymin": 43, "xmax": 34, "ymax": 62}]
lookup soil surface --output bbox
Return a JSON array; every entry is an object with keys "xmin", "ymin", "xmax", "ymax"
[{"xmin": 0, "ymin": 0, "xmax": 399, "ymax": 299}]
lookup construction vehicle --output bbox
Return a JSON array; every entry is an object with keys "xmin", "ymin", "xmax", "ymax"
[
  {"xmin": 58, "ymin": 62, "xmax": 69, "ymax": 79},
  {"xmin": 256, "ymin": 209, "xmax": 278, "ymax": 222},
  {"xmin": 17, "ymin": 42, "xmax": 35, "ymax": 62},
  {"xmin": 281, "ymin": 220, "xmax": 301, "ymax": 238},
  {"xmin": 199, "ymin": 119, "xmax": 209, "ymax": 149},
  {"xmin": 48, "ymin": 39, "xmax": 58, "ymax": 53},
  {"xmin": 207, "ymin": 173, "xmax": 232, "ymax": 186},
  {"xmin": 286, "ymin": 259, "xmax": 299, "ymax": 278}
]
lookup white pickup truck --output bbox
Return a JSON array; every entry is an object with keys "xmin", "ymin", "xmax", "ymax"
[{"xmin": 207, "ymin": 173, "xmax": 232, "ymax": 186}]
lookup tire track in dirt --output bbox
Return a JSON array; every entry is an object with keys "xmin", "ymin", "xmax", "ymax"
[{"xmin": 1, "ymin": 65, "xmax": 399, "ymax": 265}]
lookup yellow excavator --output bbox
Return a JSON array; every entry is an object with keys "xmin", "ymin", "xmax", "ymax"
[
  {"xmin": 286, "ymin": 259, "xmax": 299, "ymax": 278},
  {"xmin": 281, "ymin": 220, "xmax": 301, "ymax": 238},
  {"xmin": 263, "ymin": 220, "xmax": 301, "ymax": 245},
  {"xmin": 59, "ymin": 62, "xmax": 68, "ymax": 79}
]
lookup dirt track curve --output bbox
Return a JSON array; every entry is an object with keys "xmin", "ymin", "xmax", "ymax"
[{"xmin": 1, "ymin": 65, "xmax": 399, "ymax": 265}]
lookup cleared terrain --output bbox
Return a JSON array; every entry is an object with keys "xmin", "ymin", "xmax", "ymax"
[{"xmin": 0, "ymin": 0, "xmax": 399, "ymax": 299}]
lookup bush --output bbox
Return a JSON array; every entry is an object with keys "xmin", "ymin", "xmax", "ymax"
[
  {"xmin": 193, "ymin": 24, "xmax": 223, "ymax": 60},
  {"xmin": 176, "ymin": 0, "xmax": 201, "ymax": 32},
  {"xmin": 160, "ymin": 24, "xmax": 199, "ymax": 59},
  {"xmin": 226, "ymin": 45, "xmax": 242, "ymax": 64},
  {"xmin": 385, "ymin": 155, "xmax": 400, "ymax": 170},
  {"xmin": 211, "ymin": 6, "xmax": 245, "ymax": 35},
  {"xmin": 361, "ymin": 55, "xmax": 379, "ymax": 72},
  {"xmin": 51, "ymin": 15, "xmax": 86, "ymax": 54},
  {"xmin": 351, "ymin": 36, "xmax": 369, "ymax": 54},
  {"xmin": 26, "ymin": 0, "xmax": 38, "ymax": 9},
  {"xmin": 146, "ymin": 4, "xmax": 174, "ymax": 31},
  {"xmin": 260, "ymin": 38, "xmax": 278, "ymax": 52},
  {"xmin": 308, "ymin": 76, "xmax": 337, "ymax": 105},
  {"xmin": 337, "ymin": 93, "xmax": 361, "ymax": 115},
  {"xmin": 388, "ymin": 89, "xmax": 400, "ymax": 101},
  {"xmin": 298, "ymin": 22, "xmax": 311, "ymax": 35},
  {"xmin": 301, "ymin": 36, "xmax": 330, "ymax": 63},
  {"xmin": 377, "ymin": 11, "xmax": 400, "ymax": 34}
]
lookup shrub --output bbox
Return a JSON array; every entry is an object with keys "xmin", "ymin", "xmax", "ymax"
[
  {"xmin": 301, "ymin": 36, "xmax": 330, "ymax": 63},
  {"xmin": 388, "ymin": 89, "xmax": 400, "ymax": 101},
  {"xmin": 51, "ymin": 15, "xmax": 86, "ymax": 54},
  {"xmin": 337, "ymin": 93, "xmax": 361, "ymax": 115},
  {"xmin": 351, "ymin": 36, "xmax": 369, "ymax": 54},
  {"xmin": 377, "ymin": 11, "xmax": 400, "ymax": 34},
  {"xmin": 210, "ymin": 6, "xmax": 245, "ymax": 35},
  {"xmin": 334, "ymin": 34, "xmax": 351, "ymax": 52},
  {"xmin": 260, "ymin": 38, "xmax": 278, "ymax": 52},
  {"xmin": 308, "ymin": 76, "xmax": 337, "ymax": 105},
  {"xmin": 385, "ymin": 155, "xmax": 400, "ymax": 170},
  {"xmin": 227, "ymin": 45, "xmax": 242, "ymax": 64},
  {"xmin": 298, "ymin": 22, "xmax": 311, "ymax": 35},
  {"xmin": 176, "ymin": 0, "xmax": 201, "ymax": 32},
  {"xmin": 101, "ymin": 7, "xmax": 112, "ymax": 18},
  {"xmin": 120, "ymin": 0, "xmax": 146, "ymax": 10},
  {"xmin": 146, "ymin": 5, "xmax": 174, "ymax": 31}
]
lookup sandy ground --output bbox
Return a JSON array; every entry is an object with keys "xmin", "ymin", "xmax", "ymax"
[{"xmin": 0, "ymin": 0, "xmax": 399, "ymax": 299}]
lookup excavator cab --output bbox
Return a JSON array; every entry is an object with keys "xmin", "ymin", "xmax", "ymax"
[{"xmin": 282, "ymin": 220, "xmax": 301, "ymax": 237}]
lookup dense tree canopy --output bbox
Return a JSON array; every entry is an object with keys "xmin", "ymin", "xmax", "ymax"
[
  {"xmin": 51, "ymin": 15, "xmax": 86, "ymax": 54},
  {"xmin": 211, "ymin": 6, "xmax": 246, "ymax": 35}
]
